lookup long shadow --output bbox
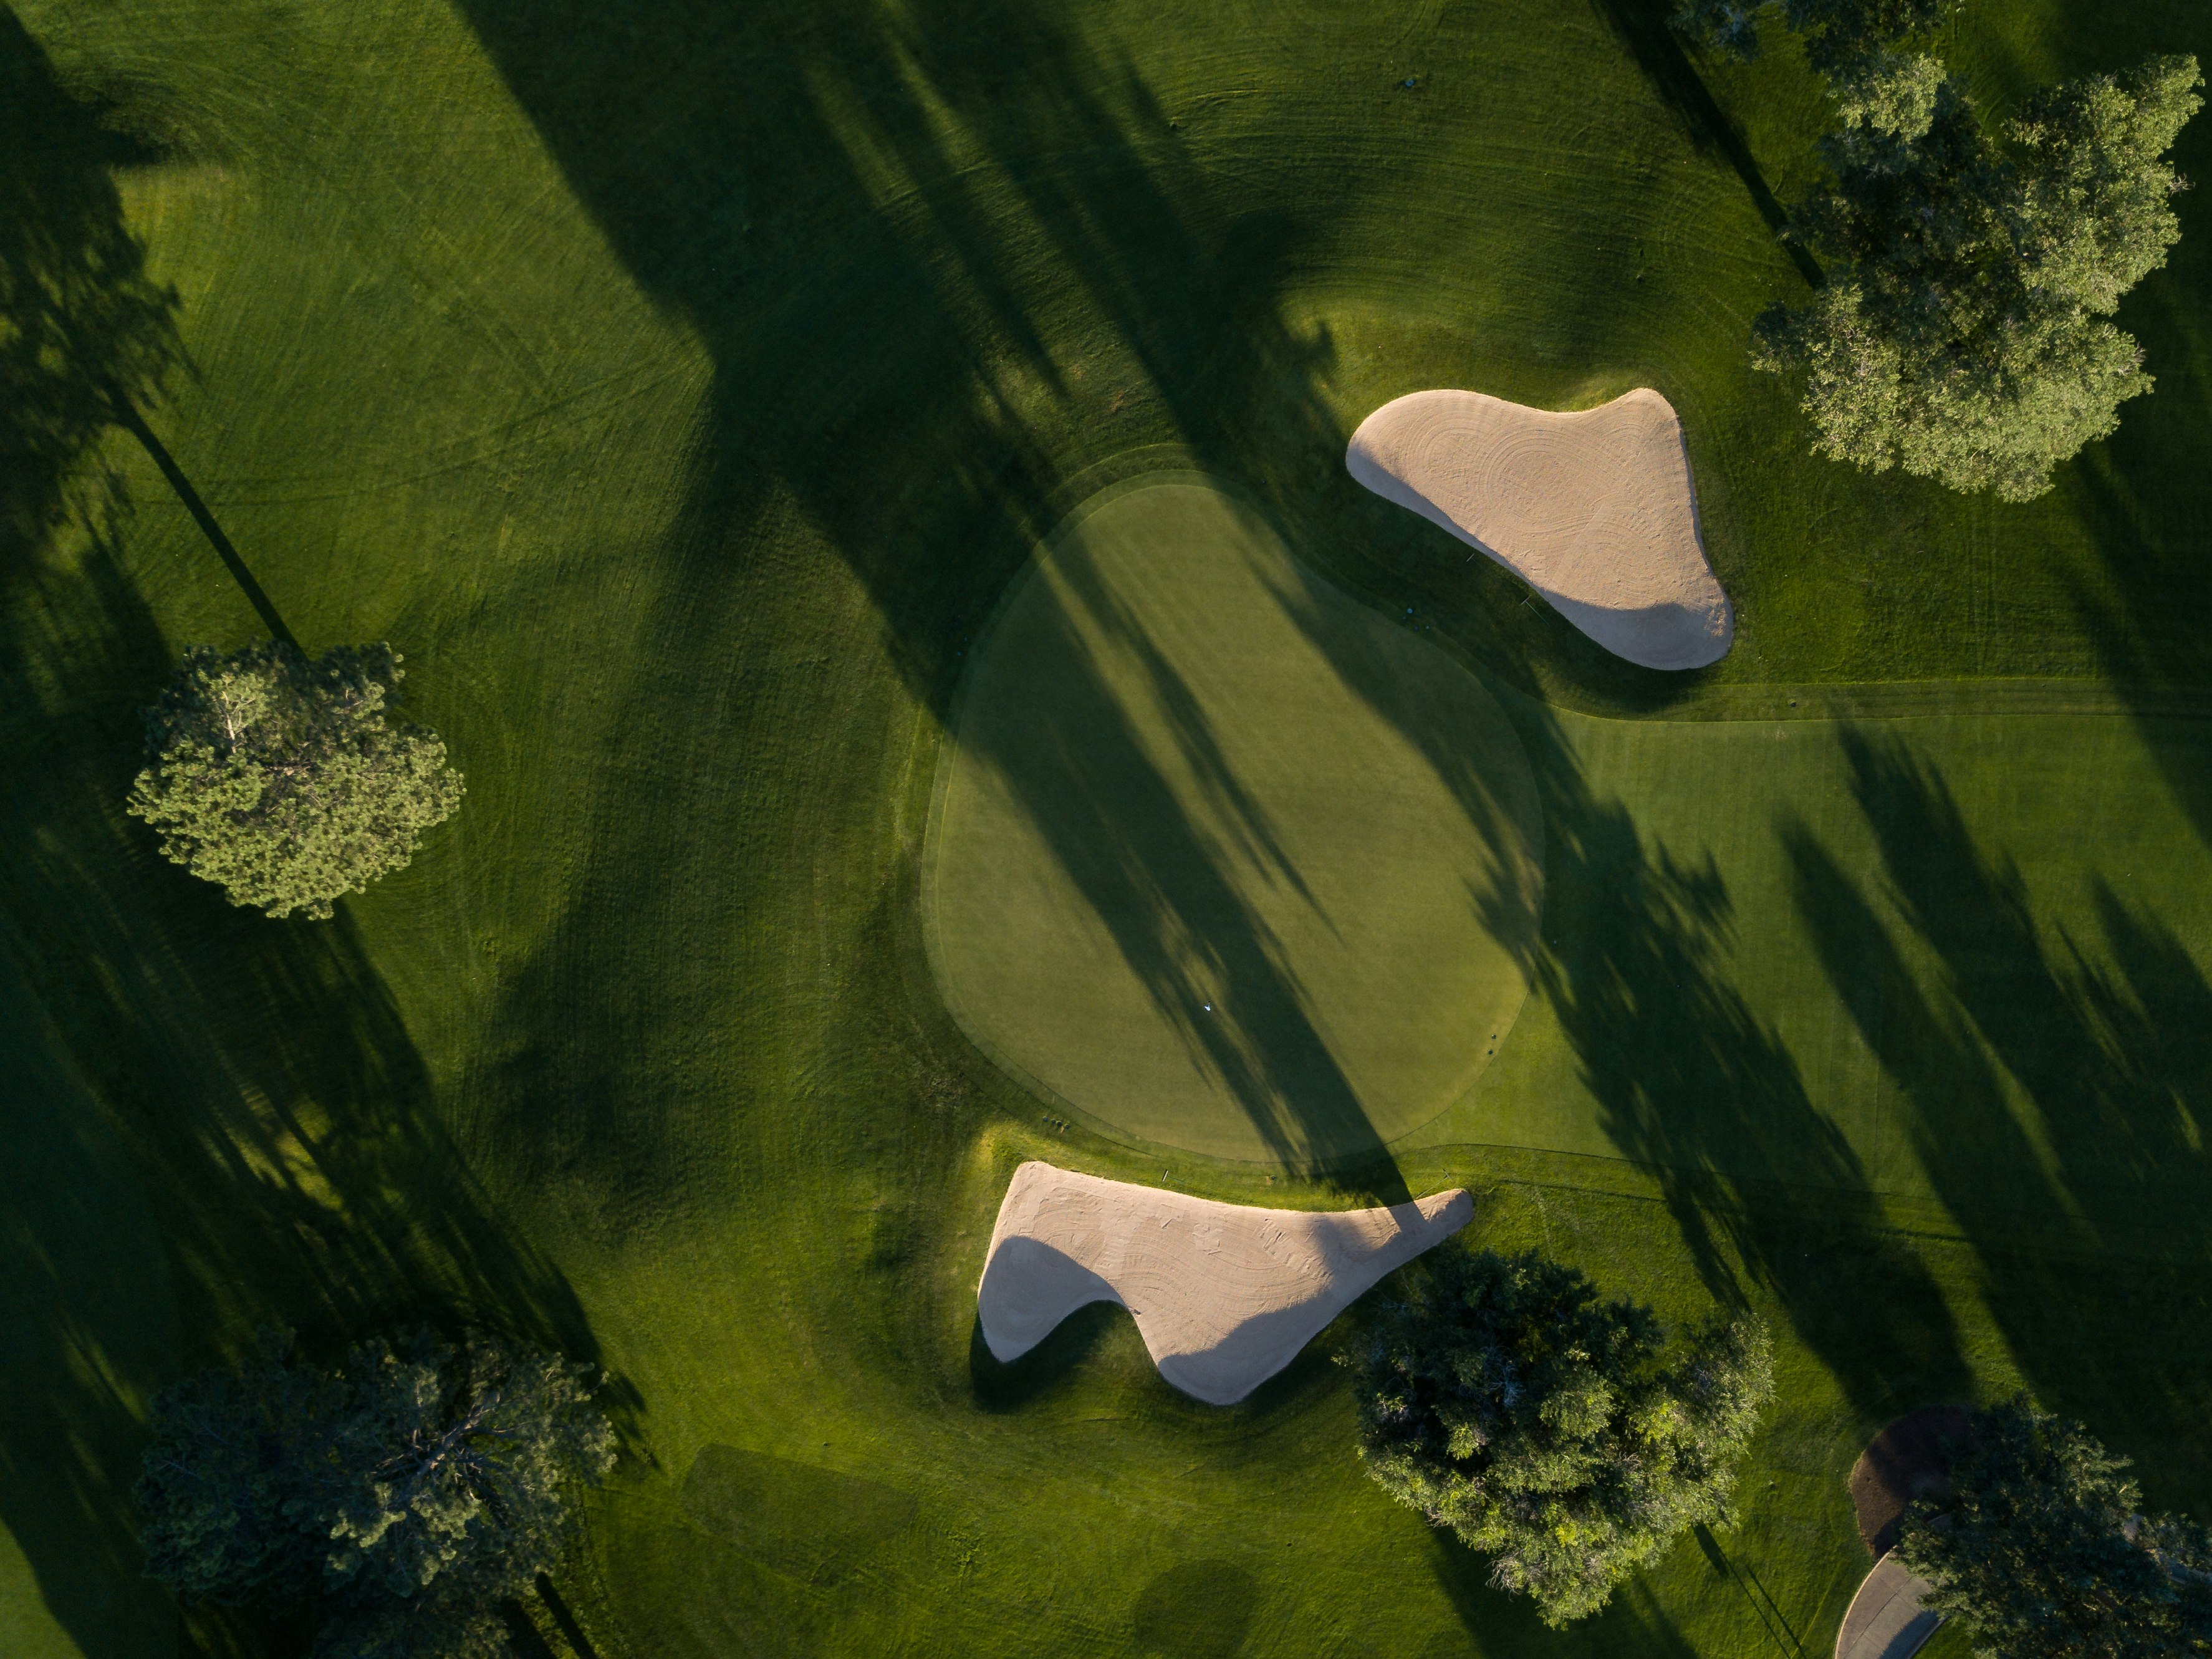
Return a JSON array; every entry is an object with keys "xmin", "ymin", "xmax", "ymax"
[
  {"xmin": 534, "ymin": 1574, "xmax": 603, "ymax": 1659},
  {"xmin": 1429, "ymin": 1526, "xmax": 1703, "ymax": 1657},
  {"xmin": 0, "ymin": 6, "xmax": 176, "ymax": 562},
  {"xmin": 0, "ymin": 516, "xmax": 628, "ymax": 1658},
  {"xmin": 108, "ymin": 395, "xmax": 300, "ymax": 650},
  {"xmin": 451, "ymin": 0, "xmax": 1953, "ymax": 1349},
  {"xmin": 0, "ymin": 7, "xmax": 295, "ymax": 648},
  {"xmin": 0, "ymin": 16, "xmax": 622, "ymax": 1657},
  {"xmin": 2049, "ymin": 0, "xmax": 2212, "ymax": 840},
  {"xmin": 1270, "ymin": 542, "xmax": 1966, "ymax": 1420},
  {"xmin": 2062, "ymin": 285, "xmax": 2212, "ymax": 847},
  {"xmin": 1787, "ymin": 728, "xmax": 2212, "ymax": 1503},
  {"xmin": 1587, "ymin": 0, "xmax": 1825, "ymax": 289},
  {"xmin": 1489, "ymin": 705, "xmax": 1966, "ymax": 1421},
  {"xmin": 447, "ymin": 0, "xmax": 1847, "ymax": 1233},
  {"xmin": 966, "ymin": 1304, "xmax": 1127, "ymax": 1412},
  {"xmin": 955, "ymin": 557, "xmax": 1410, "ymax": 1186},
  {"xmin": 452, "ymin": 0, "xmax": 1435, "ymax": 1200},
  {"xmin": 1695, "ymin": 1521, "xmax": 1809, "ymax": 1659}
]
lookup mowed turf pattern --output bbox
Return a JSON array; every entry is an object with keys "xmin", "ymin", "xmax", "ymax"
[
  {"xmin": 4, "ymin": 0, "xmax": 2212, "ymax": 1655},
  {"xmin": 926, "ymin": 474, "xmax": 1543, "ymax": 1166}
]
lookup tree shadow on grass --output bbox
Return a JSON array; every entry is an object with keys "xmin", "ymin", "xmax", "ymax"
[
  {"xmin": 1428, "ymin": 1526, "xmax": 1703, "ymax": 1658},
  {"xmin": 1586, "ymin": 0, "xmax": 1824, "ymax": 289},
  {"xmin": 0, "ymin": 4, "xmax": 176, "ymax": 564},
  {"xmin": 966, "ymin": 1303, "xmax": 1130, "ymax": 1412},
  {"xmin": 1786, "ymin": 727, "xmax": 2212, "ymax": 1506},
  {"xmin": 1131, "ymin": 1559, "xmax": 1258, "ymax": 1658},
  {"xmin": 446, "ymin": 0, "xmax": 1864, "ymax": 1238},
  {"xmin": 2047, "ymin": 27, "xmax": 2212, "ymax": 835},
  {"xmin": 1489, "ymin": 706, "xmax": 1967, "ymax": 1423},
  {"xmin": 453, "ymin": 0, "xmax": 1436, "ymax": 1206},
  {"xmin": 1, "ymin": 523, "xmax": 628, "ymax": 1657},
  {"xmin": 2061, "ymin": 303, "xmax": 2212, "ymax": 847},
  {"xmin": 0, "ymin": 15, "xmax": 622, "ymax": 1657}
]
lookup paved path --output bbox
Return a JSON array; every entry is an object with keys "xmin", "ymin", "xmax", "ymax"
[{"xmin": 1836, "ymin": 1552, "xmax": 1941, "ymax": 1659}]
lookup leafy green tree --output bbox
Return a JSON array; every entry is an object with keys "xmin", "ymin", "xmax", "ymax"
[
  {"xmin": 1672, "ymin": 0, "xmax": 1946, "ymax": 76},
  {"xmin": 128, "ymin": 640, "xmax": 464, "ymax": 919},
  {"xmin": 1753, "ymin": 53, "xmax": 2201, "ymax": 501},
  {"xmin": 135, "ymin": 1329, "xmax": 616, "ymax": 1659},
  {"xmin": 1895, "ymin": 1396, "xmax": 2212, "ymax": 1659},
  {"xmin": 1342, "ymin": 1248, "xmax": 1774, "ymax": 1626}
]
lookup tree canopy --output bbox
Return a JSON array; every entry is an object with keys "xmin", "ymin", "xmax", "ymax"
[
  {"xmin": 1341, "ymin": 1247, "xmax": 1773, "ymax": 1626},
  {"xmin": 1753, "ymin": 52, "xmax": 2201, "ymax": 501},
  {"xmin": 1895, "ymin": 1397, "xmax": 2212, "ymax": 1659},
  {"xmin": 1673, "ymin": 0, "xmax": 1946, "ymax": 76},
  {"xmin": 128, "ymin": 640, "xmax": 464, "ymax": 920},
  {"xmin": 135, "ymin": 1329, "xmax": 616, "ymax": 1659}
]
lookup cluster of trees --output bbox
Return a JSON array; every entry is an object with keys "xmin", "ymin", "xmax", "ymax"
[
  {"xmin": 1340, "ymin": 1246, "xmax": 1774, "ymax": 1625},
  {"xmin": 1675, "ymin": 0, "xmax": 2202, "ymax": 500},
  {"xmin": 135, "ymin": 1329, "xmax": 614, "ymax": 1659},
  {"xmin": 1337, "ymin": 1247, "xmax": 2208, "ymax": 1647},
  {"xmin": 1897, "ymin": 1397, "xmax": 2212, "ymax": 1658},
  {"xmin": 128, "ymin": 640, "xmax": 464, "ymax": 919}
]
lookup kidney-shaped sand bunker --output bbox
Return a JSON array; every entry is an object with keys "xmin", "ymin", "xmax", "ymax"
[{"xmin": 925, "ymin": 473, "xmax": 1544, "ymax": 1165}]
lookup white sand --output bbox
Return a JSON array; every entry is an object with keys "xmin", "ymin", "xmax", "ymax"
[
  {"xmin": 1835, "ymin": 1552, "xmax": 1941, "ymax": 1659},
  {"xmin": 1345, "ymin": 388, "xmax": 1734, "ymax": 671},
  {"xmin": 976, "ymin": 1160, "xmax": 1472, "ymax": 1405}
]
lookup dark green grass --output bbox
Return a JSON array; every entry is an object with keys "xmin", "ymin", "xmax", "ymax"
[
  {"xmin": 6, "ymin": 0, "xmax": 2212, "ymax": 1654},
  {"xmin": 926, "ymin": 473, "xmax": 1543, "ymax": 1168}
]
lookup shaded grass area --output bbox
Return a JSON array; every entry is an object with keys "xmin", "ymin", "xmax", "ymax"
[
  {"xmin": 1425, "ymin": 693, "xmax": 2212, "ymax": 1433},
  {"xmin": 2, "ymin": 0, "xmax": 2211, "ymax": 1655},
  {"xmin": 926, "ymin": 473, "xmax": 1542, "ymax": 1173}
]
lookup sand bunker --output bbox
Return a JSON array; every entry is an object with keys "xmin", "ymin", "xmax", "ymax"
[
  {"xmin": 1836, "ymin": 1552, "xmax": 1941, "ymax": 1659},
  {"xmin": 1346, "ymin": 388, "xmax": 1733, "ymax": 670},
  {"xmin": 976, "ymin": 1161, "xmax": 1471, "ymax": 1405}
]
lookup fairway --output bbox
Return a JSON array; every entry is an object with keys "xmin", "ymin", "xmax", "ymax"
[
  {"xmin": 11, "ymin": 0, "xmax": 2212, "ymax": 1654},
  {"xmin": 926, "ymin": 475, "xmax": 1544, "ymax": 1165}
]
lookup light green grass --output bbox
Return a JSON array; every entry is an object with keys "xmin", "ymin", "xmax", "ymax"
[
  {"xmin": 926, "ymin": 473, "xmax": 1542, "ymax": 1166},
  {"xmin": 6, "ymin": 0, "xmax": 2212, "ymax": 1655}
]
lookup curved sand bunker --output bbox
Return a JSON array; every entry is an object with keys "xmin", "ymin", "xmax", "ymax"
[
  {"xmin": 1347, "ymin": 388, "xmax": 1733, "ymax": 670},
  {"xmin": 977, "ymin": 1161, "xmax": 1472, "ymax": 1405}
]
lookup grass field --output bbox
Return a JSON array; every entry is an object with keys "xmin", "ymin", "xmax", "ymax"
[
  {"xmin": 6, "ymin": 0, "xmax": 2212, "ymax": 1654},
  {"xmin": 926, "ymin": 473, "xmax": 1542, "ymax": 1168}
]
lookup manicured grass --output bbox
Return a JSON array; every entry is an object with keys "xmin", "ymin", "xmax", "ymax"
[
  {"xmin": 926, "ymin": 474, "xmax": 1542, "ymax": 1167},
  {"xmin": 5, "ymin": 0, "xmax": 2212, "ymax": 1655}
]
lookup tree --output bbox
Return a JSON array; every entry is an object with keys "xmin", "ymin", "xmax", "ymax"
[
  {"xmin": 1672, "ymin": 0, "xmax": 1946, "ymax": 77},
  {"xmin": 135, "ymin": 1328, "xmax": 616, "ymax": 1659},
  {"xmin": 1753, "ymin": 53, "xmax": 2202, "ymax": 501},
  {"xmin": 1341, "ymin": 1248, "xmax": 1774, "ymax": 1626},
  {"xmin": 127, "ymin": 640, "xmax": 464, "ymax": 919},
  {"xmin": 1895, "ymin": 1396, "xmax": 2212, "ymax": 1659}
]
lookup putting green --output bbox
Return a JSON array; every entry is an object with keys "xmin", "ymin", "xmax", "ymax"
[{"xmin": 925, "ymin": 473, "xmax": 1544, "ymax": 1165}]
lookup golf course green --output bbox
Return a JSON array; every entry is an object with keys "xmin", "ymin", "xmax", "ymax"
[
  {"xmin": 6, "ymin": 0, "xmax": 2212, "ymax": 1653},
  {"xmin": 926, "ymin": 474, "xmax": 1542, "ymax": 1165}
]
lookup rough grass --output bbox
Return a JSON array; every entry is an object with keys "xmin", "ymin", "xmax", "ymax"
[{"xmin": 4, "ymin": 0, "xmax": 2212, "ymax": 1654}]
